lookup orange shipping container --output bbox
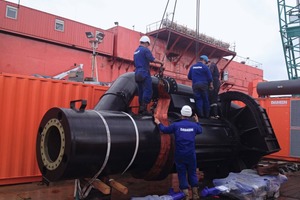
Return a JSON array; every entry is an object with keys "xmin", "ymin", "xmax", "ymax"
[
  {"xmin": 258, "ymin": 97, "xmax": 300, "ymax": 162},
  {"xmin": 0, "ymin": 73, "xmax": 108, "ymax": 185}
]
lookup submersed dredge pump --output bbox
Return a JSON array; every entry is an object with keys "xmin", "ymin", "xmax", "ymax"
[{"xmin": 36, "ymin": 72, "xmax": 280, "ymax": 196}]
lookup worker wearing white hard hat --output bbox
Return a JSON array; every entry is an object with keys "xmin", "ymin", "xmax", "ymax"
[
  {"xmin": 154, "ymin": 105, "xmax": 202, "ymax": 200},
  {"xmin": 188, "ymin": 55, "xmax": 213, "ymax": 118},
  {"xmin": 134, "ymin": 35, "xmax": 164, "ymax": 115},
  {"xmin": 139, "ymin": 35, "xmax": 151, "ymax": 45}
]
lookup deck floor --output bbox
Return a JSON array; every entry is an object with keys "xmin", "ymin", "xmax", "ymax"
[{"xmin": 0, "ymin": 171, "xmax": 300, "ymax": 200}]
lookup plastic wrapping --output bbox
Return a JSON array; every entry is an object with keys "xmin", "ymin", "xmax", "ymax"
[
  {"xmin": 201, "ymin": 185, "xmax": 230, "ymax": 197},
  {"xmin": 131, "ymin": 195, "xmax": 172, "ymax": 200},
  {"xmin": 212, "ymin": 169, "xmax": 288, "ymax": 200},
  {"xmin": 201, "ymin": 187, "xmax": 221, "ymax": 197},
  {"xmin": 131, "ymin": 188, "xmax": 184, "ymax": 200}
]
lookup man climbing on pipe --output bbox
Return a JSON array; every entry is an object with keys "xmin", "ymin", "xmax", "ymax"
[
  {"xmin": 154, "ymin": 105, "xmax": 202, "ymax": 200},
  {"xmin": 134, "ymin": 35, "xmax": 164, "ymax": 115},
  {"xmin": 188, "ymin": 55, "xmax": 213, "ymax": 118}
]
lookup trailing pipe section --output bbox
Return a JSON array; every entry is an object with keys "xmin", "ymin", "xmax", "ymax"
[{"xmin": 36, "ymin": 72, "xmax": 280, "ymax": 183}]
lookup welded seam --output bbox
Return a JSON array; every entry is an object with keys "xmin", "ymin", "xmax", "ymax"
[{"xmin": 121, "ymin": 112, "xmax": 139, "ymax": 174}]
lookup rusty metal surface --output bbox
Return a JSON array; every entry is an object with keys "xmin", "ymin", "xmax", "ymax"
[
  {"xmin": 278, "ymin": 171, "xmax": 300, "ymax": 200},
  {"xmin": 0, "ymin": 171, "xmax": 300, "ymax": 199},
  {"xmin": 0, "ymin": 174, "xmax": 172, "ymax": 200}
]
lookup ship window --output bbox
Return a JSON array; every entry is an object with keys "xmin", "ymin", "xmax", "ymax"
[
  {"xmin": 6, "ymin": 5, "xmax": 18, "ymax": 19},
  {"xmin": 55, "ymin": 19, "xmax": 64, "ymax": 32}
]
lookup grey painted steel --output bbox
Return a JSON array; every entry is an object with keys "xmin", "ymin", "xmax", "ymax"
[
  {"xmin": 257, "ymin": 79, "xmax": 300, "ymax": 96},
  {"xmin": 290, "ymin": 130, "xmax": 300, "ymax": 157},
  {"xmin": 290, "ymin": 100, "xmax": 300, "ymax": 157}
]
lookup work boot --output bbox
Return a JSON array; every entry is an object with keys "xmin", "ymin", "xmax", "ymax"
[
  {"xmin": 138, "ymin": 104, "xmax": 145, "ymax": 114},
  {"xmin": 192, "ymin": 187, "xmax": 200, "ymax": 200},
  {"xmin": 182, "ymin": 189, "xmax": 190, "ymax": 200},
  {"xmin": 210, "ymin": 104, "xmax": 219, "ymax": 118},
  {"xmin": 139, "ymin": 103, "xmax": 152, "ymax": 115}
]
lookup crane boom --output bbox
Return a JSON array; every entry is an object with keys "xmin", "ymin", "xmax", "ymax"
[{"xmin": 277, "ymin": 0, "xmax": 300, "ymax": 80}]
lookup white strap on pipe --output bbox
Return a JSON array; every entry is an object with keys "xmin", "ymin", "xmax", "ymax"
[{"xmin": 121, "ymin": 112, "xmax": 140, "ymax": 174}]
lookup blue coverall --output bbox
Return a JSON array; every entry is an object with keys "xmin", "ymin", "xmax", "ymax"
[
  {"xmin": 133, "ymin": 45, "xmax": 155, "ymax": 104},
  {"xmin": 158, "ymin": 119, "xmax": 203, "ymax": 190},
  {"xmin": 188, "ymin": 62, "xmax": 213, "ymax": 118}
]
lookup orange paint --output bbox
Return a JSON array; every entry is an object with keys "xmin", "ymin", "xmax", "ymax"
[
  {"xmin": 258, "ymin": 98, "xmax": 300, "ymax": 162},
  {"xmin": 0, "ymin": 73, "xmax": 108, "ymax": 185}
]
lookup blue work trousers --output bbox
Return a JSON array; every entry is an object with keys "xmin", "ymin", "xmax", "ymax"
[
  {"xmin": 193, "ymin": 88, "xmax": 210, "ymax": 118},
  {"xmin": 136, "ymin": 72, "xmax": 152, "ymax": 104},
  {"xmin": 175, "ymin": 153, "xmax": 198, "ymax": 190}
]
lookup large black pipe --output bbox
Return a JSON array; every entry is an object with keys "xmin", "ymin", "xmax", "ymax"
[
  {"xmin": 36, "ymin": 72, "xmax": 280, "ymax": 182},
  {"xmin": 257, "ymin": 79, "xmax": 300, "ymax": 96},
  {"xmin": 94, "ymin": 73, "xmax": 192, "ymax": 112},
  {"xmin": 36, "ymin": 108, "xmax": 238, "ymax": 182},
  {"xmin": 36, "ymin": 108, "xmax": 160, "ymax": 181},
  {"xmin": 94, "ymin": 73, "xmax": 137, "ymax": 111}
]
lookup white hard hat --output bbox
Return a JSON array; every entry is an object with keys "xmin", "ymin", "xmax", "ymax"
[
  {"xmin": 181, "ymin": 105, "xmax": 192, "ymax": 117},
  {"xmin": 139, "ymin": 36, "xmax": 151, "ymax": 45}
]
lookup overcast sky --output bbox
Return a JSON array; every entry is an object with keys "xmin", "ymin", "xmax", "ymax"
[{"xmin": 6, "ymin": 0, "xmax": 289, "ymax": 81}]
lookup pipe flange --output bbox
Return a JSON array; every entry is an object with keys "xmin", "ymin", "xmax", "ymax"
[
  {"xmin": 154, "ymin": 75, "xmax": 178, "ymax": 93},
  {"xmin": 40, "ymin": 118, "xmax": 65, "ymax": 171},
  {"xmin": 163, "ymin": 76, "xmax": 177, "ymax": 93}
]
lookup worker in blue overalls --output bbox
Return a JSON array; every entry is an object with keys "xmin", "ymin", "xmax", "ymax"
[
  {"xmin": 154, "ymin": 105, "xmax": 202, "ymax": 200},
  {"xmin": 134, "ymin": 35, "xmax": 164, "ymax": 115},
  {"xmin": 188, "ymin": 55, "xmax": 213, "ymax": 118}
]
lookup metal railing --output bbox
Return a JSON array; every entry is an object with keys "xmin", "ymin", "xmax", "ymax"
[
  {"xmin": 146, "ymin": 19, "xmax": 231, "ymax": 50},
  {"xmin": 232, "ymin": 55, "xmax": 262, "ymax": 69}
]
